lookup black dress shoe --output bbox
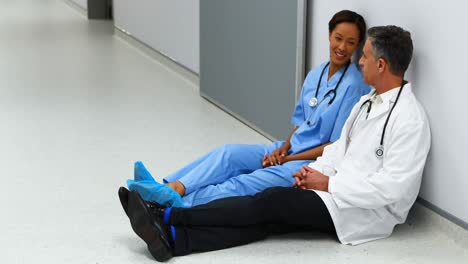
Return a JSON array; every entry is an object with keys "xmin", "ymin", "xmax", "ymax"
[
  {"xmin": 118, "ymin": 187, "xmax": 165, "ymax": 217},
  {"xmin": 128, "ymin": 190, "xmax": 173, "ymax": 262},
  {"xmin": 118, "ymin": 187, "xmax": 130, "ymax": 216}
]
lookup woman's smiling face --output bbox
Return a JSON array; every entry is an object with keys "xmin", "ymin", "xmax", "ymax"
[{"xmin": 329, "ymin": 22, "xmax": 360, "ymax": 68}]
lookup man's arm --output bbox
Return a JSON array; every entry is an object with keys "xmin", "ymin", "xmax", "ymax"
[
  {"xmin": 329, "ymin": 120, "xmax": 431, "ymax": 210},
  {"xmin": 307, "ymin": 99, "xmax": 364, "ymax": 176},
  {"xmin": 293, "ymin": 166, "xmax": 329, "ymax": 191}
]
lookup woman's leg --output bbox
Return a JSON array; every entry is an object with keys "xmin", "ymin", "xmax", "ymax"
[
  {"xmin": 182, "ymin": 160, "xmax": 309, "ymax": 207},
  {"xmin": 129, "ymin": 143, "xmax": 282, "ymax": 207},
  {"xmin": 164, "ymin": 144, "xmax": 268, "ymax": 194}
]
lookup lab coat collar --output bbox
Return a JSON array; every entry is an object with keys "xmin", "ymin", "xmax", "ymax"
[{"xmin": 366, "ymin": 83, "xmax": 412, "ymax": 121}]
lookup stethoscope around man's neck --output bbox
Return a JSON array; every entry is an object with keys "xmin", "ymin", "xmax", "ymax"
[
  {"xmin": 306, "ymin": 62, "xmax": 350, "ymax": 125},
  {"xmin": 355, "ymin": 80, "xmax": 406, "ymax": 158}
]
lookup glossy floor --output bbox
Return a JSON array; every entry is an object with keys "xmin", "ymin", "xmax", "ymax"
[{"xmin": 0, "ymin": 1, "xmax": 466, "ymax": 263}]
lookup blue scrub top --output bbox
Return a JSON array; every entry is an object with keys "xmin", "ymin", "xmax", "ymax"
[{"xmin": 286, "ymin": 61, "xmax": 370, "ymax": 155}]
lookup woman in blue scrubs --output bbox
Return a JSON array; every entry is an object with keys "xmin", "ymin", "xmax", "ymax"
[{"xmin": 122, "ymin": 10, "xmax": 370, "ymax": 208}]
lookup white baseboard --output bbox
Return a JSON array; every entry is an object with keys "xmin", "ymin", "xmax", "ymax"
[
  {"xmin": 114, "ymin": 27, "xmax": 199, "ymax": 91},
  {"xmin": 409, "ymin": 202, "xmax": 467, "ymax": 248},
  {"xmin": 61, "ymin": 0, "xmax": 87, "ymax": 18}
]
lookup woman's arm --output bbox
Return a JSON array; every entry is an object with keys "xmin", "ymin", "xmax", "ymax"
[
  {"xmin": 283, "ymin": 142, "xmax": 331, "ymax": 163},
  {"xmin": 262, "ymin": 126, "xmax": 298, "ymax": 167}
]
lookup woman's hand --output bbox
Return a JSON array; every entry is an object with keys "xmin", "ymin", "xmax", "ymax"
[{"xmin": 262, "ymin": 146, "xmax": 289, "ymax": 168}]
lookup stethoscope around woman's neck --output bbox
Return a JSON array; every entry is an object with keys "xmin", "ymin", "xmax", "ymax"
[
  {"xmin": 308, "ymin": 61, "xmax": 350, "ymax": 108},
  {"xmin": 355, "ymin": 80, "xmax": 406, "ymax": 158},
  {"xmin": 306, "ymin": 62, "xmax": 350, "ymax": 126}
]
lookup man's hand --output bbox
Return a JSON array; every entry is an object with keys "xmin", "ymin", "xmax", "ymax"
[
  {"xmin": 292, "ymin": 165, "xmax": 329, "ymax": 192},
  {"xmin": 262, "ymin": 146, "xmax": 289, "ymax": 167}
]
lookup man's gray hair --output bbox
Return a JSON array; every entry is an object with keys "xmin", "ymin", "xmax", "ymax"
[{"xmin": 367, "ymin": 26, "xmax": 413, "ymax": 76}]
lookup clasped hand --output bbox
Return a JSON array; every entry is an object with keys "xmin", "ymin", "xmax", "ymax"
[
  {"xmin": 262, "ymin": 147, "xmax": 289, "ymax": 167},
  {"xmin": 292, "ymin": 165, "xmax": 329, "ymax": 192}
]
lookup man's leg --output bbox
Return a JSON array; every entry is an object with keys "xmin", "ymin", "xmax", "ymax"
[
  {"xmin": 127, "ymin": 190, "xmax": 270, "ymax": 259},
  {"xmin": 171, "ymin": 187, "xmax": 333, "ymax": 228},
  {"xmin": 173, "ymin": 225, "xmax": 269, "ymax": 256},
  {"xmin": 127, "ymin": 187, "xmax": 335, "ymax": 258},
  {"xmin": 182, "ymin": 160, "xmax": 309, "ymax": 207},
  {"xmin": 169, "ymin": 187, "xmax": 335, "ymax": 255}
]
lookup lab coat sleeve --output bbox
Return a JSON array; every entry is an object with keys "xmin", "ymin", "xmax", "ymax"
[
  {"xmin": 308, "ymin": 100, "xmax": 363, "ymax": 176},
  {"xmin": 329, "ymin": 87, "xmax": 361, "ymax": 142},
  {"xmin": 308, "ymin": 135, "xmax": 342, "ymax": 176},
  {"xmin": 328, "ymin": 119, "xmax": 431, "ymax": 210}
]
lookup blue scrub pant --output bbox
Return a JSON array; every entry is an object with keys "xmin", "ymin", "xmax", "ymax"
[{"xmin": 163, "ymin": 143, "xmax": 312, "ymax": 207}]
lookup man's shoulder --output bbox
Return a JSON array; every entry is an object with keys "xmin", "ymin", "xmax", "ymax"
[{"xmin": 395, "ymin": 89, "xmax": 429, "ymax": 125}]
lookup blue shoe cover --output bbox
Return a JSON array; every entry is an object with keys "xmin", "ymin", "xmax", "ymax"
[
  {"xmin": 134, "ymin": 161, "xmax": 156, "ymax": 182},
  {"xmin": 127, "ymin": 179, "xmax": 184, "ymax": 208}
]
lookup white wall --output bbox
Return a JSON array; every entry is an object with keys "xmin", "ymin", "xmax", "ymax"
[
  {"xmin": 307, "ymin": 0, "xmax": 468, "ymax": 224},
  {"xmin": 113, "ymin": 0, "xmax": 199, "ymax": 73},
  {"xmin": 70, "ymin": 0, "xmax": 86, "ymax": 9}
]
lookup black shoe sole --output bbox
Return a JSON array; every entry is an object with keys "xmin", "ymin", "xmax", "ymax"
[
  {"xmin": 128, "ymin": 190, "xmax": 173, "ymax": 262},
  {"xmin": 118, "ymin": 187, "xmax": 129, "ymax": 217}
]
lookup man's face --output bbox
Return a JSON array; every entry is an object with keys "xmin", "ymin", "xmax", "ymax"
[{"xmin": 359, "ymin": 39, "xmax": 379, "ymax": 85}]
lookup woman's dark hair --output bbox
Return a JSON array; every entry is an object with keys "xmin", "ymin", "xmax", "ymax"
[{"xmin": 329, "ymin": 10, "xmax": 367, "ymax": 45}]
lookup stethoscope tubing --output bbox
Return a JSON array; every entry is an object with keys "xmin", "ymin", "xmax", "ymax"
[
  {"xmin": 357, "ymin": 80, "xmax": 406, "ymax": 148},
  {"xmin": 380, "ymin": 81, "xmax": 405, "ymax": 146},
  {"xmin": 306, "ymin": 62, "xmax": 351, "ymax": 125},
  {"xmin": 310, "ymin": 61, "xmax": 350, "ymax": 107}
]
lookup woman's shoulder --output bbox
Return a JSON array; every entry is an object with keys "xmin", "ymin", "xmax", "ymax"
[
  {"xmin": 303, "ymin": 61, "xmax": 329, "ymax": 82},
  {"xmin": 306, "ymin": 61, "xmax": 329, "ymax": 75},
  {"xmin": 344, "ymin": 64, "xmax": 371, "ymax": 95},
  {"xmin": 346, "ymin": 63, "xmax": 363, "ymax": 79}
]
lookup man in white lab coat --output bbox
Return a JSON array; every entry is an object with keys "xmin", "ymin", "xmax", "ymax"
[{"xmin": 122, "ymin": 25, "xmax": 431, "ymax": 262}]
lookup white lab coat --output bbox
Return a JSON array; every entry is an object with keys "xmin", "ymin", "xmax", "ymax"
[{"xmin": 309, "ymin": 83, "xmax": 431, "ymax": 245}]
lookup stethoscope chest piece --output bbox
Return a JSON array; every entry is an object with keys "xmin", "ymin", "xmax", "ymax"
[
  {"xmin": 375, "ymin": 146, "xmax": 384, "ymax": 159},
  {"xmin": 309, "ymin": 97, "xmax": 318, "ymax": 107}
]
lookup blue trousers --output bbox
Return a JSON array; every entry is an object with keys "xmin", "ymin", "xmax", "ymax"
[{"xmin": 163, "ymin": 143, "xmax": 312, "ymax": 207}]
